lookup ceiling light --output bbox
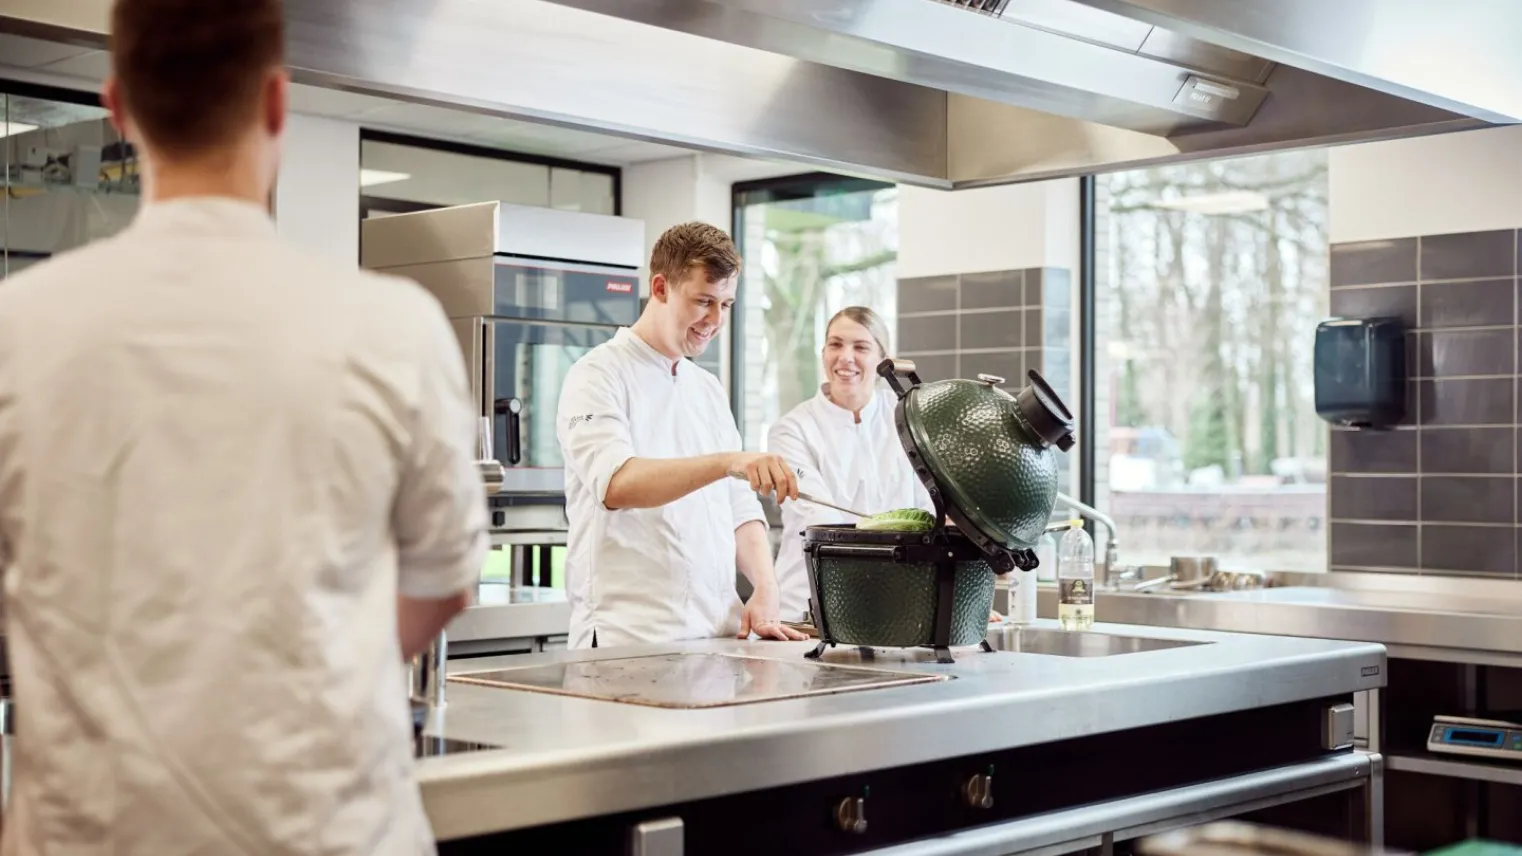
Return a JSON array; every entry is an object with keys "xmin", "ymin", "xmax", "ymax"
[
  {"xmin": 359, "ymin": 168, "xmax": 410, "ymax": 187},
  {"xmin": 1151, "ymin": 190, "xmax": 1268, "ymax": 216},
  {"xmin": 0, "ymin": 121, "xmax": 38, "ymax": 138}
]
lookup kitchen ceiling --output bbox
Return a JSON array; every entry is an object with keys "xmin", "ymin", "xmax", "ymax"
[
  {"xmin": 0, "ymin": 32, "xmax": 697, "ymax": 166},
  {"xmin": 1, "ymin": 1, "xmax": 1515, "ymax": 187}
]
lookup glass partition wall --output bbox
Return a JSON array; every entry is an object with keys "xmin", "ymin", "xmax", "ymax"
[{"xmin": 2, "ymin": 85, "xmax": 140, "ymax": 280}]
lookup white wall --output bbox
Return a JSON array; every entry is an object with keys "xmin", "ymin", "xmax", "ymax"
[
  {"xmin": 274, "ymin": 113, "xmax": 360, "ymax": 267},
  {"xmin": 1329, "ymin": 125, "xmax": 1522, "ymax": 242},
  {"xmin": 898, "ymin": 178, "xmax": 1082, "ymax": 277}
]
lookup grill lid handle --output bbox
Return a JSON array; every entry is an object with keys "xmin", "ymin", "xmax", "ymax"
[
  {"xmin": 1016, "ymin": 369, "xmax": 1077, "ymax": 452},
  {"xmin": 877, "ymin": 358, "xmax": 922, "ymax": 399}
]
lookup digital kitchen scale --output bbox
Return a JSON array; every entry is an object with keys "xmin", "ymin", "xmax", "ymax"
[{"xmin": 1428, "ymin": 715, "xmax": 1522, "ymax": 761}]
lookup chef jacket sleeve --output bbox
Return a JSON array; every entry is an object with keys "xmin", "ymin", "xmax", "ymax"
[
  {"xmin": 557, "ymin": 361, "xmax": 635, "ymax": 508},
  {"xmin": 765, "ymin": 416, "xmax": 849, "ymax": 533},
  {"xmin": 393, "ymin": 306, "xmax": 491, "ymax": 600}
]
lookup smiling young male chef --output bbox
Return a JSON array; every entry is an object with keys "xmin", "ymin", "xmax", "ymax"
[
  {"xmin": 557, "ymin": 223, "xmax": 808, "ymax": 649},
  {"xmin": 0, "ymin": 0, "xmax": 487, "ymax": 853}
]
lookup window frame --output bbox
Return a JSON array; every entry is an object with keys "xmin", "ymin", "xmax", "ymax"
[{"xmin": 1077, "ymin": 175, "xmax": 1098, "ymax": 510}]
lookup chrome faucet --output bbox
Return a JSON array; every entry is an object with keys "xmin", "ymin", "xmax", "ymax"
[
  {"xmin": 412, "ymin": 417, "xmax": 505, "ymax": 710},
  {"xmin": 1054, "ymin": 493, "xmax": 1136, "ymax": 587}
]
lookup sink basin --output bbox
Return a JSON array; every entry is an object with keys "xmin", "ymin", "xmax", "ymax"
[{"xmin": 985, "ymin": 626, "xmax": 1208, "ymax": 657}]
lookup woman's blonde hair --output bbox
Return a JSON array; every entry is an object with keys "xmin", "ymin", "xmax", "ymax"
[{"xmin": 825, "ymin": 306, "xmax": 892, "ymax": 358}]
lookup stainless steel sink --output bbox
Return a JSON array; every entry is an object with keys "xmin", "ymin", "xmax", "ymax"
[{"xmin": 986, "ymin": 626, "xmax": 1209, "ymax": 657}]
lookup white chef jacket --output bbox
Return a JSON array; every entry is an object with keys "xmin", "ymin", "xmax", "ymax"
[
  {"xmin": 556, "ymin": 328, "xmax": 764, "ymax": 649},
  {"xmin": 0, "ymin": 197, "xmax": 488, "ymax": 856},
  {"xmin": 767, "ymin": 386, "xmax": 933, "ymax": 621}
]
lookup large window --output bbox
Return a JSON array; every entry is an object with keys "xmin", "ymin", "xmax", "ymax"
[
  {"xmin": 1091, "ymin": 150, "xmax": 1330, "ymax": 572},
  {"xmin": 731, "ymin": 174, "xmax": 899, "ymax": 450},
  {"xmin": 2, "ymin": 83, "xmax": 139, "ymax": 280}
]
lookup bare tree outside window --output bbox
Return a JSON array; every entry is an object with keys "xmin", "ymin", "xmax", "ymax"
[{"xmin": 1094, "ymin": 150, "xmax": 1330, "ymax": 572}]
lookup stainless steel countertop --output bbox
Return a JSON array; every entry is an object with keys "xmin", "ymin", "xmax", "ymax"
[
  {"xmin": 446, "ymin": 584, "xmax": 569, "ymax": 644},
  {"xmin": 415, "ymin": 620, "xmax": 1383, "ymax": 841},
  {"xmin": 1012, "ymin": 572, "xmax": 1522, "ymax": 663}
]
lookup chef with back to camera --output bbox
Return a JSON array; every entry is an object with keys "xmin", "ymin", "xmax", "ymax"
[
  {"xmin": 0, "ymin": 0, "xmax": 487, "ymax": 852},
  {"xmin": 556, "ymin": 222, "xmax": 808, "ymax": 649}
]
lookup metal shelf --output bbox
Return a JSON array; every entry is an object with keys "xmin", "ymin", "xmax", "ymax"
[{"xmin": 1386, "ymin": 752, "xmax": 1522, "ymax": 786}]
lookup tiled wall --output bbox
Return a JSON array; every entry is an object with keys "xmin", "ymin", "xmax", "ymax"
[
  {"xmin": 896, "ymin": 267, "xmax": 1072, "ymax": 399},
  {"xmin": 1327, "ymin": 228, "xmax": 1522, "ymax": 577},
  {"xmin": 897, "ymin": 267, "xmax": 1074, "ymax": 495}
]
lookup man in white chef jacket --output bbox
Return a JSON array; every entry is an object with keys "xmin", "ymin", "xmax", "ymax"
[
  {"xmin": 557, "ymin": 222, "xmax": 807, "ymax": 649},
  {"xmin": 0, "ymin": 1, "xmax": 486, "ymax": 853}
]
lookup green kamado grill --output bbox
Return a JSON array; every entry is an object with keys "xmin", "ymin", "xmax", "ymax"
[{"xmin": 803, "ymin": 358, "xmax": 1076, "ymax": 663}]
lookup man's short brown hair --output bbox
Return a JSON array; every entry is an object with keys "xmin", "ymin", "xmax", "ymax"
[
  {"xmin": 109, "ymin": 0, "xmax": 285, "ymax": 157},
  {"xmin": 650, "ymin": 222, "xmax": 741, "ymax": 287}
]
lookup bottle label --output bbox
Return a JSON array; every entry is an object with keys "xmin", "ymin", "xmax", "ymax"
[{"xmin": 1059, "ymin": 578, "xmax": 1093, "ymax": 605}]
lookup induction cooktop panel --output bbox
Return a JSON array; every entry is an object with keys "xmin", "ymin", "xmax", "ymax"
[{"xmin": 447, "ymin": 652, "xmax": 949, "ymax": 709}]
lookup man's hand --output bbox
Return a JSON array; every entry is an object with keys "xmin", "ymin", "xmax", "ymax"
[
  {"xmin": 727, "ymin": 451, "xmax": 799, "ymax": 505},
  {"xmin": 738, "ymin": 581, "xmax": 808, "ymax": 642}
]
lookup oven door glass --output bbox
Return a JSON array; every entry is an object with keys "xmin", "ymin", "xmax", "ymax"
[
  {"xmin": 489, "ymin": 320, "xmax": 616, "ymax": 494},
  {"xmin": 492, "ymin": 259, "xmax": 639, "ymax": 325}
]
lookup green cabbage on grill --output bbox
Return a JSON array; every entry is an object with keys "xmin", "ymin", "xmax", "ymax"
[{"xmin": 855, "ymin": 508, "xmax": 936, "ymax": 532}]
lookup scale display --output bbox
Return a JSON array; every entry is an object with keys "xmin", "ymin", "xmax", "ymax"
[{"xmin": 1427, "ymin": 715, "xmax": 1522, "ymax": 762}]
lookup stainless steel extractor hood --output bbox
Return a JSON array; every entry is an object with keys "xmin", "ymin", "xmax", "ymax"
[{"xmin": 2, "ymin": 0, "xmax": 1514, "ymax": 188}]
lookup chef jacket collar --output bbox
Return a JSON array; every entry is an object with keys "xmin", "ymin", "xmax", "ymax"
[
  {"xmin": 616, "ymin": 326, "xmax": 687, "ymax": 376},
  {"xmin": 131, "ymin": 195, "xmax": 277, "ymax": 240},
  {"xmin": 815, "ymin": 383, "xmax": 883, "ymax": 426}
]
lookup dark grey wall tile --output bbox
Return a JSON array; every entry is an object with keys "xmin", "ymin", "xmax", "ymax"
[
  {"xmin": 897, "ymin": 276, "xmax": 959, "ymax": 313},
  {"xmin": 960, "ymin": 270, "xmax": 1024, "ymax": 310},
  {"xmin": 1399, "ymin": 381, "xmax": 1420, "ymax": 427},
  {"xmin": 1331, "ymin": 429, "xmax": 1417, "ymax": 473},
  {"xmin": 1422, "ymin": 524, "xmax": 1515, "ymax": 576},
  {"xmin": 1026, "ymin": 348, "xmax": 1043, "ymax": 374},
  {"xmin": 1420, "ymin": 278, "xmax": 1514, "ymax": 328},
  {"xmin": 901, "ymin": 352, "xmax": 957, "ymax": 382},
  {"xmin": 1421, "ymin": 476, "xmax": 1514, "ymax": 523},
  {"xmin": 1422, "ymin": 427, "xmax": 1514, "ymax": 474},
  {"xmin": 1329, "ymin": 522, "xmax": 1418, "ymax": 568},
  {"xmin": 1418, "ymin": 329, "xmax": 1515, "ymax": 377},
  {"xmin": 962, "ymin": 350, "xmax": 1021, "ymax": 386},
  {"xmin": 1330, "ymin": 476, "xmax": 1418, "ymax": 520},
  {"xmin": 1033, "ymin": 268, "xmax": 1071, "ymax": 309},
  {"xmin": 1421, "ymin": 230, "xmax": 1518, "ymax": 281},
  {"xmin": 898, "ymin": 314, "xmax": 957, "ymax": 352},
  {"xmin": 1330, "ymin": 238, "xmax": 1418, "ymax": 287},
  {"xmin": 1419, "ymin": 378, "xmax": 1513, "ymax": 425},
  {"xmin": 960, "ymin": 309, "xmax": 1024, "ymax": 350},
  {"xmin": 1329, "ymin": 284, "xmax": 1416, "ymax": 328},
  {"xmin": 1024, "ymin": 309, "xmax": 1042, "ymax": 347}
]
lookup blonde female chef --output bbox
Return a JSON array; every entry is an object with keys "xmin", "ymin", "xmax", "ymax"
[{"xmin": 765, "ymin": 307, "xmax": 937, "ymax": 622}]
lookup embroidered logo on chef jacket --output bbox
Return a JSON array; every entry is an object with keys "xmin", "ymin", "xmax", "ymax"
[{"xmin": 568, "ymin": 413, "xmax": 596, "ymax": 429}]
